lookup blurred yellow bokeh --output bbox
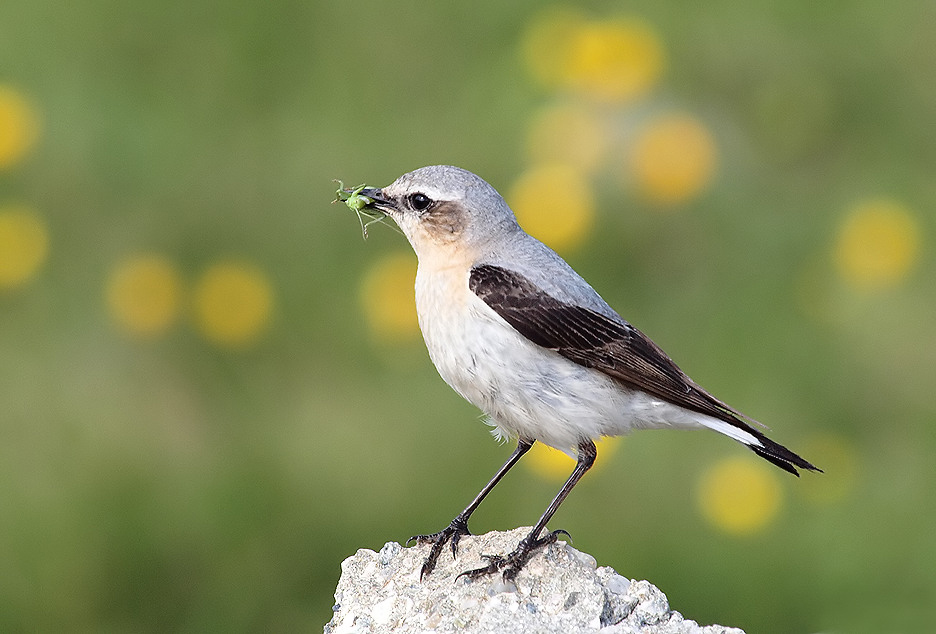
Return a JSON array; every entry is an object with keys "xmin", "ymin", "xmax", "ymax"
[
  {"xmin": 525, "ymin": 436, "xmax": 622, "ymax": 481},
  {"xmin": 106, "ymin": 255, "xmax": 182, "ymax": 337},
  {"xmin": 565, "ymin": 18, "xmax": 665, "ymax": 103},
  {"xmin": 521, "ymin": 10, "xmax": 664, "ymax": 103},
  {"xmin": 193, "ymin": 261, "xmax": 274, "ymax": 347},
  {"xmin": 834, "ymin": 199, "xmax": 921, "ymax": 291},
  {"xmin": 0, "ymin": 85, "xmax": 40, "ymax": 169},
  {"xmin": 696, "ymin": 456, "xmax": 783, "ymax": 535},
  {"xmin": 526, "ymin": 102, "xmax": 610, "ymax": 174},
  {"xmin": 0, "ymin": 205, "xmax": 48, "ymax": 289},
  {"xmin": 508, "ymin": 163, "xmax": 595, "ymax": 253},
  {"xmin": 359, "ymin": 251, "xmax": 419, "ymax": 342},
  {"xmin": 629, "ymin": 113, "xmax": 718, "ymax": 206},
  {"xmin": 520, "ymin": 6, "xmax": 590, "ymax": 91}
]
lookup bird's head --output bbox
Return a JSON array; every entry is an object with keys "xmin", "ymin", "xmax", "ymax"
[{"xmin": 360, "ymin": 165, "xmax": 520, "ymax": 263}]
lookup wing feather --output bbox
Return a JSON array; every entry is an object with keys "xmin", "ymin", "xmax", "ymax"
[{"xmin": 468, "ymin": 264, "xmax": 819, "ymax": 475}]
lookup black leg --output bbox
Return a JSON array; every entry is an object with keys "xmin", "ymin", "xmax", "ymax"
[
  {"xmin": 409, "ymin": 438, "xmax": 534, "ymax": 579},
  {"xmin": 459, "ymin": 439, "xmax": 597, "ymax": 581}
]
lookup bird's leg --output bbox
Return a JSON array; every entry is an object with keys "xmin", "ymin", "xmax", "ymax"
[
  {"xmin": 409, "ymin": 438, "xmax": 534, "ymax": 580},
  {"xmin": 459, "ymin": 439, "xmax": 597, "ymax": 582}
]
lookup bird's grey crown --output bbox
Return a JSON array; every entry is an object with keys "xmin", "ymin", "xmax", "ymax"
[
  {"xmin": 389, "ymin": 166, "xmax": 513, "ymax": 219},
  {"xmin": 391, "ymin": 165, "xmax": 489, "ymax": 198}
]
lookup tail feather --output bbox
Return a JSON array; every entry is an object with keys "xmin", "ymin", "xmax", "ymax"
[
  {"xmin": 685, "ymin": 385, "xmax": 821, "ymax": 476},
  {"xmin": 747, "ymin": 429, "xmax": 821, "ymax": 476}
]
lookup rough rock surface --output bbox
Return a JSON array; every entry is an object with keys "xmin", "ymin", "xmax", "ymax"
[{"xmin": 324, "ymin": 527, "xmax": 745, "ymax": 634}]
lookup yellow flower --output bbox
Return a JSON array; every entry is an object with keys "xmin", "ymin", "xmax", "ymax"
[
  {"xmin": 193, "ymin": 261, "xmax": 274, "ymax": 347},
  {"xmin": 525, "ymin": 437, "xmax": 622, "ymax": 481},
  {"xmin": 834, "ymin": 199, "xmax": 921, "ymax": 291},
  {"xmin": 526, "ymin": 102, "xmax": 610, "ymax": 175},
  {"xmin": 565, "ymin": 18, "xmax": 665, "ymax": 103},
  {"xmin": 359, "ymin": 251, "xmax": 419, "ymax": 342},
  {"xmin": 508, "ymin": 163, "xmax": 595, "ymax": 254},
  {"xmin": 520, "ymin": 6, "xmax": 590, "ymax": 90},
  {"xmin": 696, "ymin": 456, "xmax": 783, "ymax": 535},
  {"xmin": 0, "ymin": 205, "xmax": 48, "ymax": 289},
  {"xmin": 629, "ymin": 113, "xmax": 718, "ymax": 206},
  {"xmin": 0, "ymin": 85, "xmax": 40, "ymax": 169},
  {"xmin": 106, "ymin": 254, "xmax": 182, "ymax": 336},
  {"xmin": 521, "ymin": 11, "xmax": 665, "ymax": 103}
]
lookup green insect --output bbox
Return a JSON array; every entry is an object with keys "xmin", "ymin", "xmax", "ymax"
[
  {"xmin": 333, "ymin": 179, "xmax": 385, "ymax": 239},
  {"xmin": 334, "ymin": 180, "xmax": 373, "ymax": 212}
]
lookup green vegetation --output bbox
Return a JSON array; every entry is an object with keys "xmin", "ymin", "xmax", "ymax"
[{"xmin": 0, "ymin": 1, "xmax": 933, "ymax": 632}]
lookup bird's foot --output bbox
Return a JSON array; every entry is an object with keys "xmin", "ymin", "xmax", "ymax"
[
  {"xmin": 457, "ymin": 528, "xmax": 570, "ymax": 582},
  {"xmin": 407, "ymin": 516, "xmax": 471, "ymax": 580}
]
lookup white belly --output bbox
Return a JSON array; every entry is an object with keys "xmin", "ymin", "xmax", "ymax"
[{"xmin": 414, "ymin": 266, "xmax": 708, "ymax": 453}]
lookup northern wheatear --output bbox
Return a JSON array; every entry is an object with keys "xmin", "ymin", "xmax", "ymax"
[{"xmin": 346, "ymin": 165, "xmax": 819, "ymax": 581}]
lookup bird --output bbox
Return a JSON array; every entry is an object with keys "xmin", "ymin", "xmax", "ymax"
[{"xmin": 351, "ymin": 165, "xmax": 819, "ymax": 581}]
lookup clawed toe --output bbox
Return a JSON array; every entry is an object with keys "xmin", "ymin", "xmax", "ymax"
[
  {"xmin": 457, "ymin": 529, "xmax": 568, "ymax": 581},
  {"xmin": 408, "ymin": 517, "xmax": 472, "ymax": 580}
]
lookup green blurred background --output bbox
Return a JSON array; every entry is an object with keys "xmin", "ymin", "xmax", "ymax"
[{"xmin": 1, "ymin": 1, "xmax": 934, "ymax": 632}]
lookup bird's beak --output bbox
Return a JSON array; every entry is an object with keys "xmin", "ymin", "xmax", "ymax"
[{"xmin": 359, "ymin": 188, "xmax": 395, "ymax": 213}]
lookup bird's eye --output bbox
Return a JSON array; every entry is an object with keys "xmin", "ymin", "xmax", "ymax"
[{"xmin": 409, "ymin": 193, "xmax": 433, "ymax": 211}]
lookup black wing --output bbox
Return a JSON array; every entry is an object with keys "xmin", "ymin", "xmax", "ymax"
[{"xmin": 469, "ymin": 264, "xmax": 819, "ymax": 475}]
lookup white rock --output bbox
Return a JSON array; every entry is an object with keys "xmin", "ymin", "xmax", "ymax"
[{"xmin": 324, "ymin": 527, "xmax": 746, "ymax": 634}]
